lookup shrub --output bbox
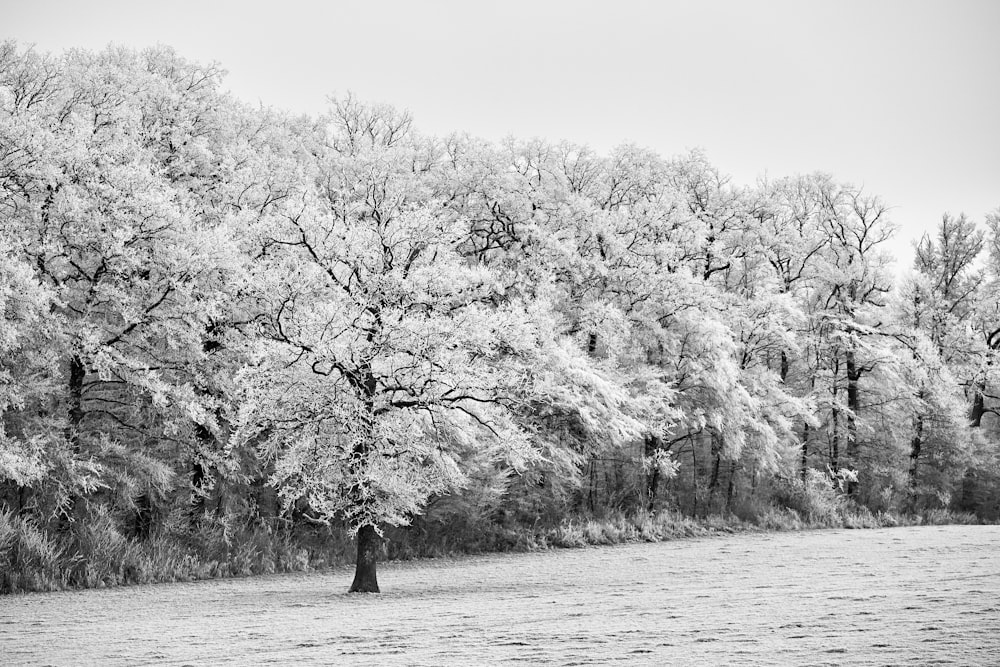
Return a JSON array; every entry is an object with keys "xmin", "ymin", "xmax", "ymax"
[
  {"xmin": 0, "ymin": 510, "xmax": 65, "ymax": 593},
  {"xmin": 770, "ymin": 470, "xmax": 848, "ymax": 526}
]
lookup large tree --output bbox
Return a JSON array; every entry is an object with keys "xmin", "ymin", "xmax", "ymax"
[
  {"xmin": 0, "ymin": 43, "xmax": 247, "ymax": 527},
  {"xmin": 233, "ymin": 103, "xmax": 553, "ymax": 592}
]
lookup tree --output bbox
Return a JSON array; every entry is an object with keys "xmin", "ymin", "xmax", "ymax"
[
  {"xmin": 233, "ymin": 104, "xmax": 548, "ymax": 592},
  {"xmin": 795, "ymin": 178, "xmax": 897, "ymax": 497},
  {"xmin": 0, "ymin": 238, "xmax": 59, "ymax": 507},
  {"xmin": 0, "ymin": 42, "xmax": 248, "ymax": 531},
  {"xmin": 902, "ymin": 213, "xmax": 983, "ymax": 503},
  {"xmin": 969, "ymin": 209, "xmax": 1000, "ymax": 428}
]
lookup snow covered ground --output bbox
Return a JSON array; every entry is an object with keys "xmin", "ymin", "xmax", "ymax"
[{"xmin": 3, "ymin": 525, "xmax": 998, "ymax": 665}]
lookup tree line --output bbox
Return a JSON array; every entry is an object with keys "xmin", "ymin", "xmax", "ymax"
[{"xmin": 1, "ymin": 43, "xmax": 998, "ymax": 592}]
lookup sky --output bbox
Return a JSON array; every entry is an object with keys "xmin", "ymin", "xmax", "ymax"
[{"xmin": 4, "ymin": 0, "xmax": 998, "ymax": 270}]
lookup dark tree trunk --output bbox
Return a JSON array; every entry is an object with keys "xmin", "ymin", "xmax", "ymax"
[
  {"xmin": 191, "ymin": 333, "xmax": 224, "ymax": 523},
  {"xmin": 802, "ymin": 352, "xmax": 817, "ymax": 482},
  {"xmin": 346, "ymin": 366, "xmax": 383, "ymax": 593},
  {"xmin": 801, "ymin": 422, "xmax": 809, "ymax": 482},
  {"xmin": 847, "ymin": 350, "xmax": 861, "ymax": 496},
  {"xmin": 972, "ymin": 329, "xmax": 1000, "ymax": 427},
  {"xmin": 133, "ymin": 493, "xmax": 153, "ymax": 539},
  {"xmin": 191, "ymin": 457, "xmax": 206, "ymax": 507},
  {"xmin": 845, "ymin": 350, "xmax": 861, "ymax": 496},
  {"xmin": 779, "ymin": 350, "xmax": 789, "ymax": 383},
  {"xmin": 969, "ymin": 380, "xmax": 986, "ymax": 427},
  {"xmin": 190, "ymin": 424, "xmax": 212, "ymax": 524},
  {"xmin": 690, "ymin": 440, "xmax": 699, "ymax": 517},
  {"xmin": 644, "ymin": 434, "xmax": 661, "ymax": 511},
  {"xmin": 253, "ymin": 462, "xmax": 279, "ymax": 523},
  {"xmin": 708, "ymin": 436, "xmax": 722, "ymax": 503},
  {"xmin": 909, "ymin": 412, "xmax": 924, "ymax": 489},
  {"xmin": 830, "ymin": 407, "xmax": 840, "ymax": 472},
  {"xmin": 66, "ymin": 355, "xmax": 86, "ymax": 453},
  {"xmin": 725, "ymin": 463, "xmax": 736, "ymax": 511},
  {"xmin": 60, "ymin": 355, "xmax": 87, "ymax": 528},
  {"xmin": 829, "ymin": 357, "xmax": 840, "ymax": 472},
  {"xmin": 349, "ymin": 524, "xmax": 381, "ymax": 593}
]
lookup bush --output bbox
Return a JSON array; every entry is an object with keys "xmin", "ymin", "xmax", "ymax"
[
  {"xmin": 770, "ymin": 470, "xmax": 848, "ymax": 526},
  {"xmin": 0, "ymin": 510, "xmax": 65, "ymax": 593}
]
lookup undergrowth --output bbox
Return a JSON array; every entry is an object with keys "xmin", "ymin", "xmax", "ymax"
[
  {"xmin": 0, "ymin": 509, "xmax": 351, "ymax": 594},
  {"xmin": 0, "ymin": 499, "xmax": 985, "ymax": 594}
]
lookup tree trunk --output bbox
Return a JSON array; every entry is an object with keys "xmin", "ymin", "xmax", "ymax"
[
  {"xmin": 708, "ymin": 435, "xmax": 721, "ymax": 497},
  {"xmin": 191, "ymin": 334, "xmax": 223, "ymax": 523},
  {"xmin": 972, "ymin": 329, "xmax": 1000, "ymax": 427},
  {"xmin": 690, "ymin": 440, "xmax": 699, "ymax": 517},
  {"xmin": 829, "ymin": 357, "xmax": 840, "ymax": 472},
  {"xmin": 802, "ymin": 351, "xmax": 816, "ymax": 482},
  {"xmin": 349, "ymin": 524, "xmax": 381, "ymax": 593},
  {"xmin": 346, "ymin": 368, "xmax": 381, "ymax": 593},
  {"xmin": 190, "ymin": 457, "xmax": 206, "ymax": 517},
  {"xmin": 909, "ymin": 412, "xmax": 924, "ymax": 489},
  {"xmin": 60, "ymin": 355, "xmax": 87, "ymax": 529},
  {"xmin": 190, "ymin": 424, "xmax": 212, "ymax": 525},
  {"xmin": 644, "ymin": 434, "xmax": 661, "ymax": 511},
  {"xmin": 969, "ymin": 380, "xmax": 986, "ymax": 427},
  {"xmin": 801, "ymin": 422, "xmax": 809, "ymax": 482},
  {"xmin": 708, "ymin": 445, "xmax": 723, "ymax": 513},
  {"xmin": 725, "ymin": 463, "xmax": 736, "ymax": 511},
  {"xmin": 845, "ymin": 350, "xmax": 861, "ymax": 496},
  {"xmin": 66, "ymin": 355, "xmax": 86, "ymax": 453},
  {"xmin": 133, "ymin": 493, "xmax": 153, "ymax": 539},
  {"xmin": 830, "ymin": 407, "xmax": 840, "ymax": 472}
]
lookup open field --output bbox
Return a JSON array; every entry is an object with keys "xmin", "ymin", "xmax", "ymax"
[{"xmin": 2, "ymin": 525, "xmax": 998, "ymax": 665}]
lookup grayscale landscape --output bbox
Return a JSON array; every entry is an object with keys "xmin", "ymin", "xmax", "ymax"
[{"xmin": 2, "ymin": 1, "xmax": 999, "ymax": 665}]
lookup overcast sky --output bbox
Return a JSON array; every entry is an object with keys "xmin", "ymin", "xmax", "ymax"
[{"xmin": 4, "ymin": 0, "xmax": 998, "ymax": 269}]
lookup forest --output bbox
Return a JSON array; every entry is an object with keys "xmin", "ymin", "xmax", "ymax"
[{"xmin": 1, "ymin": 42, "xmax": 998, "ymax": 593}]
